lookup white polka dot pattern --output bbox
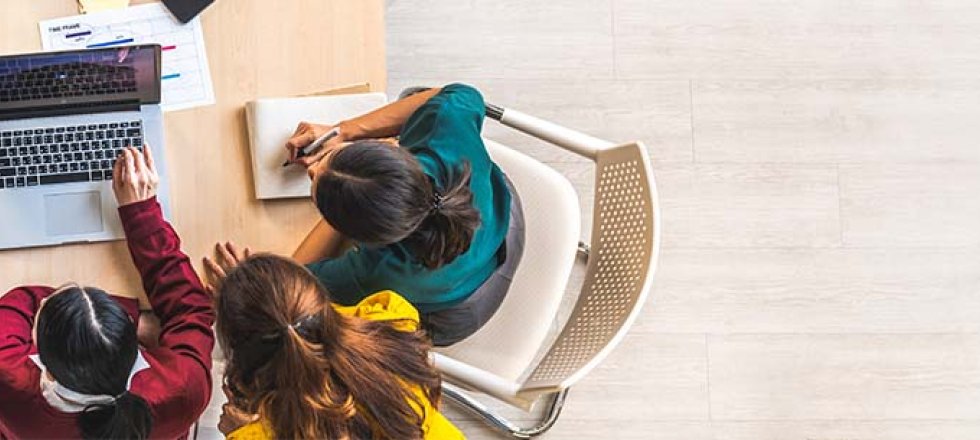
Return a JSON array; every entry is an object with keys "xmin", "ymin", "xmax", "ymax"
[{"xmin": 525, "ymin": 155, "xmax": 654, "ymax": 388}]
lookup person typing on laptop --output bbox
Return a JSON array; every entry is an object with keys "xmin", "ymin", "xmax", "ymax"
[{"xmin": 0, "ymin": 146, "xmax": 214, "ymax": 439}]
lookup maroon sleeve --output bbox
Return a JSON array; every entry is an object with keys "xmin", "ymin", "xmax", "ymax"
[
  {"xmin": 0, "ymin": 286, "xmax": 53, "ymax": 366},
  {"xmin": 118, "ymin": 197, "xmax": 215, "ymax": 407}
]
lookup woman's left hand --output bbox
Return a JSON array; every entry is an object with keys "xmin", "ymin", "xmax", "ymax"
[
  {"xmin": 203, "ymin": 241, "xmax": 252, "ymax": 297},
  {"xmin": 218, "ymin": 384, "xmax": 259, "ymax": 435},
  {"xmin": 218, "ymin": 402, "xmax": 258, "ymax": 435}
]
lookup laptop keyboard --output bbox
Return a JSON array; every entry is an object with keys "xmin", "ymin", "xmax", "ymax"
[
  {"xmin": 0, "ymin": 120, "xmax": 143, "ymax": 189},
  {"xmin": 0, "ymin": 61, "xmax": 138, "ymax": 102}
]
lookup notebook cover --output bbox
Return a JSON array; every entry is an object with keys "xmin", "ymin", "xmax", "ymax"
[{"xmin": 245, "ymin": 92, "xmax": 387, "ymax": 199}]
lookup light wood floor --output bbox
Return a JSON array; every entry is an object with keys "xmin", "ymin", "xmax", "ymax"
[{"xmin": 385, "ymin": 0, "xmax": 980, "ymax": 438}]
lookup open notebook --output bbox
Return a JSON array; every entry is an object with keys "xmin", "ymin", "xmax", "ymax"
[{"xmin": 245, "ymin": 92, "xmax": 387, "ymax": 199}]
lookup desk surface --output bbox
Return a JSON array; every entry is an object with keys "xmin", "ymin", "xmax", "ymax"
[{"xmin": 0, "ymin": 0, "xmax": 386, "ymax": 300}]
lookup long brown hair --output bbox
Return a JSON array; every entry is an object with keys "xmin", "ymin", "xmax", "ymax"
[{"xmin": 215, "ymin": 254, "xmax": 442, "ymax": 439}]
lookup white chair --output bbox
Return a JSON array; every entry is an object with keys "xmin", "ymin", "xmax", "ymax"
[{"xmin": 434, "ymin": 103, "xmax": 661, "ymax": 438}]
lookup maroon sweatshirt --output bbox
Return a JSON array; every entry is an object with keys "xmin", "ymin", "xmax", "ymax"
[{"xmin": 0, "ymin": 197, "xmax": 215, "ymax": 439}]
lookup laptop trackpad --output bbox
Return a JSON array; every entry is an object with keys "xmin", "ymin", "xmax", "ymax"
[{"xmin": 45, "ymin": 192, "xmax": 104, "ymax": 236}]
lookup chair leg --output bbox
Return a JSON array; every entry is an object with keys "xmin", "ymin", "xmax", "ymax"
[{"xmin": 442, "ymin": 382, "xmax": 569, "ymax": 439}]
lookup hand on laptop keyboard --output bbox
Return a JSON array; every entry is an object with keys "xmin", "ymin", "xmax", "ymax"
[
  {"xmin": 112, "ymin": 144, "xmax": 158, "ymax": 207},
  {"xmin": 0, "ymin": 120, "xmax": 144, "ymax": 190}
]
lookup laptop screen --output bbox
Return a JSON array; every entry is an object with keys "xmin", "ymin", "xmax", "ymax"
[{"xmin": 0, "ymin": 44, "xmax": 160, "ymax": 114}]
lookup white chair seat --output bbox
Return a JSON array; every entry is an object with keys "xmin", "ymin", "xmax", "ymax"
[{"xmin": 434, "ymin": 139, "xmax": 580, "ymax": 387}]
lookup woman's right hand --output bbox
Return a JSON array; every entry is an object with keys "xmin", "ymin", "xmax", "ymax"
[
  {"xmin": 112, "ymin": 145, "xmax": 159, "ymax": 206},
  {"xmin": 284, "ymin": 121, "xmax": 343, "ymax": 168}
]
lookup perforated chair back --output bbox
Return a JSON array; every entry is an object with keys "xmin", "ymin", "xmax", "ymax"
[{"xmin": 520, "ymin": 141, "xmax": 659, "ymax": 393}]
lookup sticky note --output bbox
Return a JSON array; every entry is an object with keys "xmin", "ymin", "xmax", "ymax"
[{"xmin": 78, "ymin": 0, "xmax": 131, "ymax": 14}]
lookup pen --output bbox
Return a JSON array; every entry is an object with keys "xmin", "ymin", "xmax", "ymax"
[{"xmin": 283, "ymin": 127, "xmax": 341, "ymax": 167}]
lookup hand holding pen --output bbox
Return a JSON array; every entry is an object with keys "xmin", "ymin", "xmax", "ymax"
[{"xmin": 283, "ymin": 122, "xmax": 343, "ymax": 168}]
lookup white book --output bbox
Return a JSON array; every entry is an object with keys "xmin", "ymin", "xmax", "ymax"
[{"xmin": 245, "ymin": 93, "xmax": 388, "ymax": 199}]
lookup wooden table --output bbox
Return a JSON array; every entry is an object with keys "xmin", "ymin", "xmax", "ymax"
[{"xmin": 0, "ymin": 0, "xmax": 386, "ymax": 301}]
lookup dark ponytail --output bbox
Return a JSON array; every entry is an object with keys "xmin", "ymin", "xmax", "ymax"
[
  {"xmin": 403, "ymin": 162, "xmax": 480, "ymax": 269},
  {"xmin": 79, "ymin": 392, "xmax": 153, "ymax": 440},
  {"xmin": 315, "ymin": 140, "xmax": 481, "ymax": 269},
  {"xmin": 36, "ymin": 286, "xmax": 153, "ymax": 440}
]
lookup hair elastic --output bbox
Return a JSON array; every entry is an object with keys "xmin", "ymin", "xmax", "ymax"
[
  {"xmin": 431, "ymin": 191, "xmax": 445, "ymax": 212},
  {"xmin": 288, "ymin": 314, "xmax": 319, "ymax": 340}
]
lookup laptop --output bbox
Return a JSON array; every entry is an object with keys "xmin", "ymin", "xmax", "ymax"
[{"xmin": 0, "ymin": 44, "xmax": 171, "ymax": 250}]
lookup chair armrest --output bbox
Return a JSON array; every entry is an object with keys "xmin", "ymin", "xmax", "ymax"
[{"xmin": 486, "ymin": 104, "xmax": 614, "ymax": 160}]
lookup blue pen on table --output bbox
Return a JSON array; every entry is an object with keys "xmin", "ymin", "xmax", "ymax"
[{"xmin": 283, "ymin": 127, "xmax": 341, "ymax": 167}]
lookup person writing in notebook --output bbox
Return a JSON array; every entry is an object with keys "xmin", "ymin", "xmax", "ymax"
[
  {"xmin": 281, "ymin": 84, "xmax": 524, "ymax": 346},
  {"xmin": 0, "ymin": 147, "xmax": 215, "ymax": 439}
]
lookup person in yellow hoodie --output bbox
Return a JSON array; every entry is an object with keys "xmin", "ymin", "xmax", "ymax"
[{"xmin": 203, "ymin": 246, "xmax": 464, "ymax": 440}]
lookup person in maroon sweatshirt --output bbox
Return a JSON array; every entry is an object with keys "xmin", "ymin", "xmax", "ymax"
[{"xmin": 0, "ymin": 146, "xmax": 215, "ymax": 439}]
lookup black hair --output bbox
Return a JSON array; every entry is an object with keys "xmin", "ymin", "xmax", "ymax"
[
  {"xmin": 314, "ymin": 140, "xmax": 481, "ymax": 269},
  {"xmin": 36, "ymin": 286, "xmax": 153, "ymax": 440}
]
